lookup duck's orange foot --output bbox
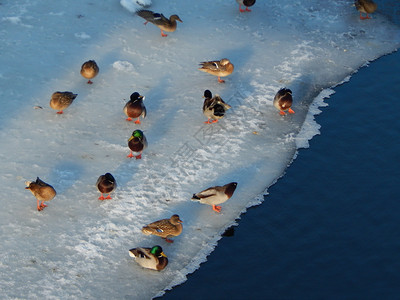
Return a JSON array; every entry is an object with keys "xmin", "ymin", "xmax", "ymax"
[
  {"xmin": 212, "ymin": 205, "xmax": 222, "ymax": 213},
  {"xmin": 87, "ymin": 80, "xmax": 93, "ymax": 84},
  {"xmin": 126, "ymin": 117, "xmax": 133, "ymax": 121},
  {"xmin": 218, "ymin": 77, "xmax": 225, "ymax": 83},
  {"xmin": 40, "ymin": 203, "xmax": 48, "ymax": 208},
  {"xmin": 37, "ymin": 207, "xmax": 43, "ymax": 211},
  {"xmin": 245, "ymin": 7, "xmax": 252, "ymax": 12},
  {"xmin": 360, "ymin": 13, "xmax": 371, "ymax": 20},
  {"xmin": 135, "ymin": 154, "xmax": 142, "ymax": 160},
  {"xmin": 279, "ymin": 111, "xmax": 286, "ymax": 116},
  {"xmin": 127, "ymin": 153, "xmax": 134, "ymax": 158},
  {"xmin": 98, "ymin": 195, "xmax": 105, "ymax": 200},
  {"xmin": 105, "ymin": 195, "xmax": 112, "ymax": 199},
  {"xmin": 164, "ymin": 238, "xmax": 174, "ymax": 243},
  {"xmin": 161, "ymin": 31, "xmax": 168, "ymax": 37},
  {"xmin": 56, "ymin": 111, "xmax": 64, "ymax": 114},
  {"xmin": 134, "ymin": 119, "xmax": 141, "ymax": 124},
  {"xmin": 288, "ymin": 108, "xmax": 295, "ymax": 114}
]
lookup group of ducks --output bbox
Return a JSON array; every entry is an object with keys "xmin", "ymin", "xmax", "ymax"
[{"xmin": 25, "ymin": 0, "xmax": 377, "ymax": 271}]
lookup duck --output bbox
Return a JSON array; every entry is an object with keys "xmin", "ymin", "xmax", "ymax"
[
  {"xmin": 123, "ymin": 92, "xmax": 147, "ymax": 124},
  {"xmin": 273, "ymin": 88, "xmax": 295, "ymax": 116},
  {"xmin": 198, "ymin": 58, "xmax": 234, "ymax": 83},
  {"xmin": 236, "ymin": 0, "xmax": 256, "ymax": 12},
  {"xmin": 192, "ymin": 182, "xmax": 237, "ymax": 213},
  {"xmin": 203, "ymin": 90, "xmax": 232, "ymax": 124},
  {"xmin": 127, "ymin": 129, "xmax": 147, "ymax": 159},
  {"xmin": 96, "ymin": 173, "xmax": 117, "ymax": 200},
  {"xmin": 141, "ymin": 214, "xmax": 183, "ymax": 243},
  {"xmin": 129, "ymin": 245, "xmax": 168, "ymax": 271},
  {"xmin": 80, "ymin": 60, "xmax": 99, "ymax": 84},
  {"xmin": 25, "ymin": 177, "xmax": 57, "ymax": 211},
  {"xmin": 355, "ymin": 0, "xmax": 377, "ymax": 20},
  {"xmin": 136, "ymin": 9, "xmax": 182, "ymax": 37},
  {"xmin": 50, "ymin": 91, "xmax": 78, "ymax": 114}
]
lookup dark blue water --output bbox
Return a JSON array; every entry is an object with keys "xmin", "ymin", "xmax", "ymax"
[{"xmin": 161, "ymin": 49, "xmax": 400, "ymax": 299}]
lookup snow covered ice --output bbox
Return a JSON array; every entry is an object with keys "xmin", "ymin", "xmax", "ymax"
[{"xmin": 0, "ymin": 0, "xmax": 399, "ymax": 298}]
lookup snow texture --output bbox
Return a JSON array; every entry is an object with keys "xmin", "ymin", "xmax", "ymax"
[{"xmin": 0, "ymin": 0, "xmax": 399, "ymax": 298}]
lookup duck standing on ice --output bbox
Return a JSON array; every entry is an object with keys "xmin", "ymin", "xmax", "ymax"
[
  {"xmin": 123, "ymin": 92, "xmax": 146, "ymax": 124},
  {"xmin": 273, "ymin": 88, "xmax": 295, "ymax": 116},
  {"xmin": 80, "ymin": 60, "xmax": 99, "ymax": 84},
  {"xmin": 25, "ymin": 177, "xmax": 56, "ymax": 211},
  {"xmin": 192, "ymin": 182, "xmax": 237, "ymax": 213},
  {"xmin": 198, "ymin": 58, "xmax": 234, "ymax": 83},
  {"xmin": 236, "ymin": 0, "xmax": 256, "ymax": 12},
  {"xmin": 136, "ymin": 9, "xmax": 182, "ymax": 37}
]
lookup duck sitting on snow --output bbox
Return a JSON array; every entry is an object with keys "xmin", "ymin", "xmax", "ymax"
[
  {"xmin": 236, "ymin": 0, "xmax": 256, "ymax": 12},
  {"xmin": 50, "ymin": 91, "xmax": 77, "ymax": 114},
  {"xmin": 141, "ymin": 214, "xmax": 183, "ymax": 243},
  {"xmin": 80, "ymin": 60, "xmax": 99, "ymax": 84},
  {"xmin": 136, "ymin": 9, "xmax": 182, "ymax": 37},
  {"xmin": 203, "ymin": 90, "xmax": 231, "ymax": 124},
  {"xmin": 123, "ymin": 92, "xmax": 146, "ymax": 124},
  {"xmin": 273, "ymin": 88, "xmax": 295, "ymax": 116},
  {"xmin": 198, "ymin": 58, "xmax": 234, "ymax": 83},
  {"xmin": 354, "ymin": 0, "xmax": 377, "ymax": 20},
  {"xmin": 127, "ymin": 129, "xmax": 147, "ymax": 159},
  {"xmin": 192, "ymin": 182, "xmax": 237, "ymax": 213},
  {"xmin": 25, "ymin": 177, "xmax": 57, "ymax": 211},
  {"xmin": 129, "ymin": 245, "xmax": 168, "ymax": 271},
  {"xmin": 96, "ymin": 173, "xmax": 117, "ymax": 200}
]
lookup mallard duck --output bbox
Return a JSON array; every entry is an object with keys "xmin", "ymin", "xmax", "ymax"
[
  {"xmin": 237, "ymin": 0, "xmax": 256, "ymax": 12},
  {"xmin": 25, "ymin": 177, "xmax": 57, "ymax": 211},
  {"xmin": 80, "ymin": 60, "xmax": 99, "ymax": 84},
  {"xmin": 198, "ymin": 58, "xmax": 234, "ymax": 83},
  {"xmin": 203, "ymin": 90, "xmax": 231, "ymax": 124},
  {"xmin": 96, "ymin": 173, "xmax": 116, "ymax": 200},
  {"xmin": 141, "ymin": 214, "xmax": 183, "ymax": 243},
  {"xmin": 355, "ymin": 0, "xmax": 377, "ymax": 20},
  {"xmin": 192, "ymin": 182, "xmax": 237, "ymax": 213},
  {"xmin": 50, "ymin": 91, "xmax": 77, "ymax": 114},
  {"xmin": 123, "ymin": 92, "xmax": 147, "ymax": 124},
  {"xmin": 136, "ymin": 9, "xmax": 182, "ymax": 37},
  {"xmin": 129, "ymin": 245, "xmax": 168, "ymax": 271},
  {"xmin": 127, "ymin": 129, "xmax": 147, "ymax": 159},
  {"xmin": 273, "ymin": 88, "xmax": 295, "ymax": 116}
]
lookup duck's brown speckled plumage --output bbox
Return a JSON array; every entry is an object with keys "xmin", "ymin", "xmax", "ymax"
[
  {"xmin": 141, "ymin": 214, "xmax": 183, "ymax": 243},
  {"xmin": 50, "ymin": 91, "xmax": 77, "ymax": 114},
  {"xmin": 355, "ymin": 0, "xmax": 377, "ymax": 19},
  {"xmin": 198, "ymin": 58, "xmax": 234, "ymax": 83},
  {"xmin": 25, "ymin": 177, "xmax": 56, "ymax": 211},
  {"xmin": 137, "ymin": 9, "xmax": 182, "ymax": 37},
  {"xmin": 80, "ymin": 60, "xmax": 99, "ymax": 84}
]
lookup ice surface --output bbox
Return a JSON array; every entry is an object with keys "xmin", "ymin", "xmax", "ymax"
[{"xmin": 0, "ymin": 0, "xmax": 399, "ymax": 299}]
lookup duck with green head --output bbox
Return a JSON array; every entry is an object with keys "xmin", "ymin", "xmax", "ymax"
[
  {"xmin": 127, "ymin": 129, "xmax": 147, "ymax": 159},
  {"xmin": 129, "ymin": 245, "xmax": 168, "ymax": 271}
]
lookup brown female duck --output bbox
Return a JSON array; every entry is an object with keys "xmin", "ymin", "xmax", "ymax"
[
  {"xmin": 137, "ymin": 9, "xmax": 182, "ymax": 37},
  {"xmin": 355, "ymin": 0, "xmax": 377, "ymax": 20},
  {"xmin": 25, "ymin": 177, "xmax": 57, "ymax": 211},
  {"xmin": 50, "ymin": 91, "xmax": 77, "ymax": 114},
  {"xmin": 198, "ymin": 58, "xmax": 234, "ymax": 83},
  {"xmin": 141, "ymin": 214, "xmax": 183, "ymax": 243},
  {"xmin": 80, "ymin": 60, "xmax": 99, "ymax": 84}
]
